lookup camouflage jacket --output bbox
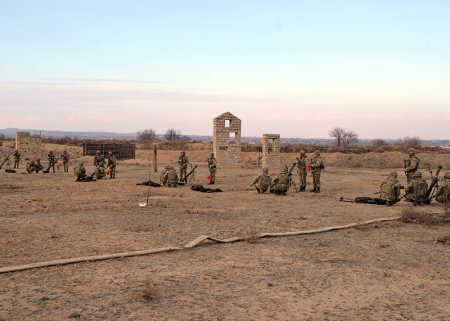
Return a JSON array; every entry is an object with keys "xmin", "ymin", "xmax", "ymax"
[
  {"xmin": 48, "ymin": 153, "xmax": 56, "ymax": 162},
  {"xmin": 272, "ymin": 173, "xmax": 289, "ymax": 192},
  {"xmin": 404, "ymin": 155, "xmax": 420, "ymax": 174},
  {"xmin": 107, "ymin": 155, "xmax": 117, "ymax": 168},
  {"xmin": 207, "ymin": 157, "xmax": 217, "ymax": 172},
  {"xmin": 74, "ymin": 164, "xmax": 86, "ymax": 177},
  {"xmin": 310, "ymin": 157, "xmax": 324, "ymax": 173},
  {"xmin": 296, "ymin": 156, "xmax": 309, "ymax": 171},
  {"xmin": 407, "ymin": 178, "xmax": 428, "ymax": 202},
  {"xmin": 178, "ymin": 155, "xmax": 189, "ymax": 169},
  {"xmin": 13, "ymin": 151, "xmax": 21, "ymax": 160},
  {"xmin": 165, "ymin": 169, "xmax": 178, "ymax": 187},
  {"xmin": 379, "ymin": 177, "xmax": 402, "ymax": 201},
  {"xmin": 94, "ymin": 155, "xmax": 104, "ymax": 167},
  {"xmin": 62, "ymin": 153, "xmax": 70, "ymax": 162},
  {"xmin": 253, "ymin": 173, "xmax": 272, "ymax": 190},
  {"xmin": 435, "ymin": 179, "xmax": 450, "ymax": 204}
]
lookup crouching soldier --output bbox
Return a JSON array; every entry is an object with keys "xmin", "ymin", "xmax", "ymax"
[
  {"xmin": 379, "ymin": 172, "xmax": 403, "ymax": 205},
  {"xmin": 160, "ymin": 165, "xmax": 170, "ymax": 186},
  {"xmin": 270, "ymin": 167, "xmax": 289, "ymax": 195},
  {"xmin": 94, "ymin": 161, "xmax": 106, "ymax": 179},
  {"xmin": 251, "ymin": 168, "xmax": 272, "ymax": 193},
  {"xmin": 165, "ymin": 166, "xmax": 178, "ymax": 187},
  {"xmin": 74, "ymin": 162, "xmax": 87, "ymax": 181},
  {"xmin": 406, "ymin": 172, "xmax": 429, "ymax": 205},
  {"xmin": 435, "ymin": 172, "xmax": 450, "ymax": 204},
  {"xmin": 27, "ymin": 159, "xmax": 44, "ymax": 173}
]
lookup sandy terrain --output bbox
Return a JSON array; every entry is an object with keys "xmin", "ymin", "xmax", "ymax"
[{"xmin": 0, "ymin": 149, "xmax": 449, "ymax": 321}]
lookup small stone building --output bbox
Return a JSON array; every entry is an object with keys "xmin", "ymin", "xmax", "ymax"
[
  {"xmin": 261, "ymin": 134, "xmax": 281, "ymax": 169},
  {"xmin": 15, "ymin": 132, "xmax": 45, "ymax": 159},
  {"xmin": 213, "ymin": 112, "xmax": 241, "ymax": 166}
]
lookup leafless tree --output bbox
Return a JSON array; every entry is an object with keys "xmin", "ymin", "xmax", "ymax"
[
  {"xmin": 137, "ymin": 129, "xmax": 156, "ymax": 142},
  {"xmin": 399, "ymin": 136, "xmax": 422, "ymax": 149},
  {"xmin": 342, "ymin": 130, "xmax": 359, "ymax": 147},
  {"xmin": 329, "ymin": 127, "xmax": 346, "ymax": 147},
  {"xmin": 372, "ymin": 139, "xmax": 387, "ymax": 147},
  {"xmin": 164, "ymin": 129, "xmax": 181, "ymax": 141}
]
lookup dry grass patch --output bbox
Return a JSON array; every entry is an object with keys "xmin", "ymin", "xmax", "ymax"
[{"xmin": 401, "ymin": 208, "xmax": 450, "ymax": 225}]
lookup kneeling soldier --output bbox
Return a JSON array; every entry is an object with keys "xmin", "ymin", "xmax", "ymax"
[
  {"xmin": 435, "ymin": 172, "xmax": 450, "ymax": 204},
  {"xmin": 270, "ymin": 167, "xmax": 289, "ymax": 195},
  {"xmin": 251, "ymin": 168, "xmax": 272, "ymax": 193},
  {"xmin": 74, "ymin": 162, "xmax": 87, "ymax": 181},
  {"xmin": 406, "ymin": 172, "xmax": 429, "ymax": 205},
  {"xmin": 379, "ymin": 172, "xmax": 402, "ymax": 205},
  {"xmin": 165, "ymin": 166, "xmax": 178, "ymax": 187}
]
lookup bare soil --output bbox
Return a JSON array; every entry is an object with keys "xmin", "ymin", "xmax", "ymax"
[{"xmin": 0, "ymin": 150, "xmax": 449, "ymax": 321}]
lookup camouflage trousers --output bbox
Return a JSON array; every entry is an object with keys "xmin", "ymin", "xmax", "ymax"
[
  {"xmin": 298, "ymin": 170, "xmax": 307, "ymax": 188},
  {"xmin": 406, "ymin": 172, "xmax": 415, "ymax": 184},
  {"xmin": 109, "ymin": 166, "xmax": 116, "ymax": 179},
  {"xmin": 14, "ymin": 160, "xmax": 19, "ymax": 169},
  {"xmin": 180, "ymin": 166, "xmax": 187, "ymax": 181},
  {"xmin": 63, "ymin": 161, "xmax": 69, "ymax": 173},
  {"xmin": 312, "ymin": 170, "xmax": 321, "ymax": 188},
  {"xmin": 209, "ymin": 170, "xmax": 216, "ymax": 183}
]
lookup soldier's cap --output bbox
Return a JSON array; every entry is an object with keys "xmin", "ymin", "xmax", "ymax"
[
  {"xmin": 108, "ymin": 151, "xmax": 113, "ymax": 154},
  {"xmin": 262, "ymin": 167, "xmax": 269, "ymax": 173},
  {"xmin": 389, "ymin": 171, "xmax": 397, "ymax": 178},
  {"xmin": 444, "ymin": 172, "xmax": 450, "ymax": 179},
  {"xmin": 282, "ymin": 167, "xmax": 288, "ymax": 174},
  {"xmin": 96, "ymin": 151, "xmax": 100, "ymax": 154},
  {"xmin": 210, "ymin": 153, "xmax": 214, "ymax": 156},
  {"xmin": 165, "ymin": 165, "xmax": 170, "ymax": 169},
  {"xmin": 408, "ymin": 148, "xmax": 415, "ymax": 153},
  {"xmin": 300, "ymin": 150, "xmax": 306, "ymax": 154},
  {"xmin": 169, "ymin": 165, "xmax": 175, "ymax": 170},
  {"xmin": 314, "ymin": 150, "xmax": 320, "ymax": 155}
]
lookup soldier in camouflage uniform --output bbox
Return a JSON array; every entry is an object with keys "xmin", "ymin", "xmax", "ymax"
[
  {"xmin": 379, "ymin": 172, "xmax": 402, "ymax": 204},
  {"xmin": 406, "ymin": 171, "xmax": 428, "ymax": 205},
  {"xmin": 435, "ymin": 172, "xmax": 450, "ymax": 204},
  {"xmin": 93, "ymin": 151, "xmax": 104, "ymax": 167},
  {"xmin": 27, "ymin": 159, "xmax": 44, "ymax": 173},
  {"xmin": 13, "ymin": 150, "xmax": 21, "ymax": 169},
  {"xmin": 251, "ymin": 168, "xmax": 272, "ymax": 193},
  {"xmin": 106, "ymin": 151, "xmax": 117, "ymax": 179},
  {"xmin": 296, "ymin": 150, "xmax": 309, "ymax": 192},
  {"xmin": 404, "ymin": 148, "xmax": 420, "ymax": 184},
  {"xmin": 160, "ymin": 165, "xmax": 170, "ymax": 186},
  {"xmin": 74, "ymin": 162, "xmax": 87, "ymax": 181},
  {"xmin": 207, "ymin": 153, "xmax": 217, "ymax": 185},
  {"xmin": 61, "ymin": 150, "xmax": 70, "ymax": 173},
  {"xmin": 310, "ymin": 150, "xmax": 324, "ymax": 193},
  {"xmin": 164, "ymin": 165, "xmax": 178, "ymax": 187},
  {"xmin": 270, "ymin": 167, "xmax": 289, "ymax": 195},
  {"xmin": 47, "ymin": 151, "xmax": 56, "ymax": 173},
  {"xmin": 94, "ymin": 161, "xmax": 106, "ymax": 179},
  {"xmin": 177, "ymin": 151, "xmax": 189, "ymax": 181}
]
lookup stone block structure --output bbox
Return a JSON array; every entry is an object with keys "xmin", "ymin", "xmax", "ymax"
[
  {"xmin": 261, "ymin": 134, "xmax": 281, "ymax": 168},
  {"xmin": 213, "ymin": 112, "xmax": 241, "ymax": 166},
  {"xmin": 15, "ymin": 132, "xmax": 44, "ymax": 160}
]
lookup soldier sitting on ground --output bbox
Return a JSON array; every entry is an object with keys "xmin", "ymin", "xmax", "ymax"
[
  {"xmin": 406, "ymin": 171, "xmax": 429, "ymax": 205},
  {"xmin": 74, "ymin": 162, "xmax": 87, "ymax": 181},
  {"xmin": 251, "ymin": 168, "xmax": 272, "ymax": 193},
  {"xmin": 94, "ymin": 161, "xmax": 106, "ymax": 179},
  {"xmin": 164, "ymin": 166, "xmax": 178, "ymax": 187},
  {"xmin": 270, "ymin": 167, "xmax": 290, "ymax": 195},
  {"xmin": 27, "ymin": 159, "xmax": 44, "ymax": 173},
  {"xmin": 160, "ymin": 165, "xmax": 170, "ymax": 186},
  {"xmin": 379, "ymin": 172, "xmax": 403, "ymax": 205},
  {"xmin": 435, "ymin": 172, "xmax": 450, "ymax": 205}
]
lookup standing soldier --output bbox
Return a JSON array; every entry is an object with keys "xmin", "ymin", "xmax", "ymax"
[
  {"xmin": 310, "ymin": 150, "xmax": 324, "ymax": 193},
  {"xmin": 207, "ymin": 153, "xmax": 217, "ymax": 185},
  {"xmin": 295, "ymin": 150, "xmax": 309, "ymax": 192},
  {"xmin": 435, "ymin": 172, "xmax": 450, "ymax": 204},
  {"xmin": 177, "ymin": 151, "xmax": 189, "ymax": 182},
  {"xmin": 13, "ymin": 149, "xmax": 21, "ymax": 169},
  {"xmin": 47, "ymin": 151, "xmax": 56, "ymax": 173},
  {"xmin": 106, "ymin": 151, "xmax": 117, "ymax": 179},
  {"xmin": 379, "ymin": 172, "xmax": 403, "ymax": 205},
  {"xmin": 164, "ymin": 166, "xmax": 178, "ymax": 187},
  {"xmin": 270, "ymin": 167, "xmax": 290, "ymax": 195},
  {"xmin": 94, "ymin": 151, "xmax": 104, "ymax": 167},
  {"xmin": 251, "ymin": 168, "xmax": 272, "ymax": 193},
  {"xmin": 61, "ymin": 150, "xmax": 70, "ymax": 173},
  {"xmin": 404, "ymin": 148, "xmax": 420, "ymax": 184}
]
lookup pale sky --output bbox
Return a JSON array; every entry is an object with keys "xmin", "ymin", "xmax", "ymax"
[{"xmin": 1, "ymin": 0, "xmax": 449, "ymax": 139}]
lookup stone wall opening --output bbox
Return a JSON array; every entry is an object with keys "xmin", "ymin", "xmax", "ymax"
[
  {"xmin": 213, "ymin": 112, "xmax": 241, "ymax": 166},
  {"xmin": 262, "ymin": 134, "xmax": 281, "ymax": 169}
]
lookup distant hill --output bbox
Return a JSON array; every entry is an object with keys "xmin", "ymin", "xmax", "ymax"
[{"xmin": 1, "ymin": 128, "xmax": 449, "ymax": 147}]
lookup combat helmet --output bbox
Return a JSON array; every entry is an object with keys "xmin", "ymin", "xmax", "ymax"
[
  {"xmin": 444, "ymin": 172, "xmax": 450, "ymax": 179},
  {"xmin": 314, "ymin": 150, "xmax": 320, "ymax": 156},
  {"xmin": 388, "ymin": 171, "xmax": 398, "ymax": 178},
  {"xmin": 262, "ymin": 167, "xmax": 269, "ymax": 174},
  {"xmin": 408, "ymin": 148, "xmax": 415, "ymax": 154}
]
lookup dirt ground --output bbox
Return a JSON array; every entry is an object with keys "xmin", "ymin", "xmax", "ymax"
[{"xmin": 0, "ymin": 151, "xmax": 449, "ymax": 321}]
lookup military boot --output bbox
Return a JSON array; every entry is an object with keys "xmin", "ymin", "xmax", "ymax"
[
  {"xmin": 315, "ymin": 187, "xmax": 320, "ymax": 193},
  {"xmin": 310, "ymin": 188, "xmax": 316, "ymax": 192},
  {"xmin": 299, "ymin": 186, "xmax": 306, "ymax": 192}
]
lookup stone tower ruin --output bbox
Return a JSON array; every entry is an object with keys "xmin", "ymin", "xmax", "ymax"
[
  {"xmin": 261, "ymin": 133, "xmax": 281, "ymax": 169},
  {"xmin": 213, "ymin": 112, "xmax": 241, "ymax": 166}
]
